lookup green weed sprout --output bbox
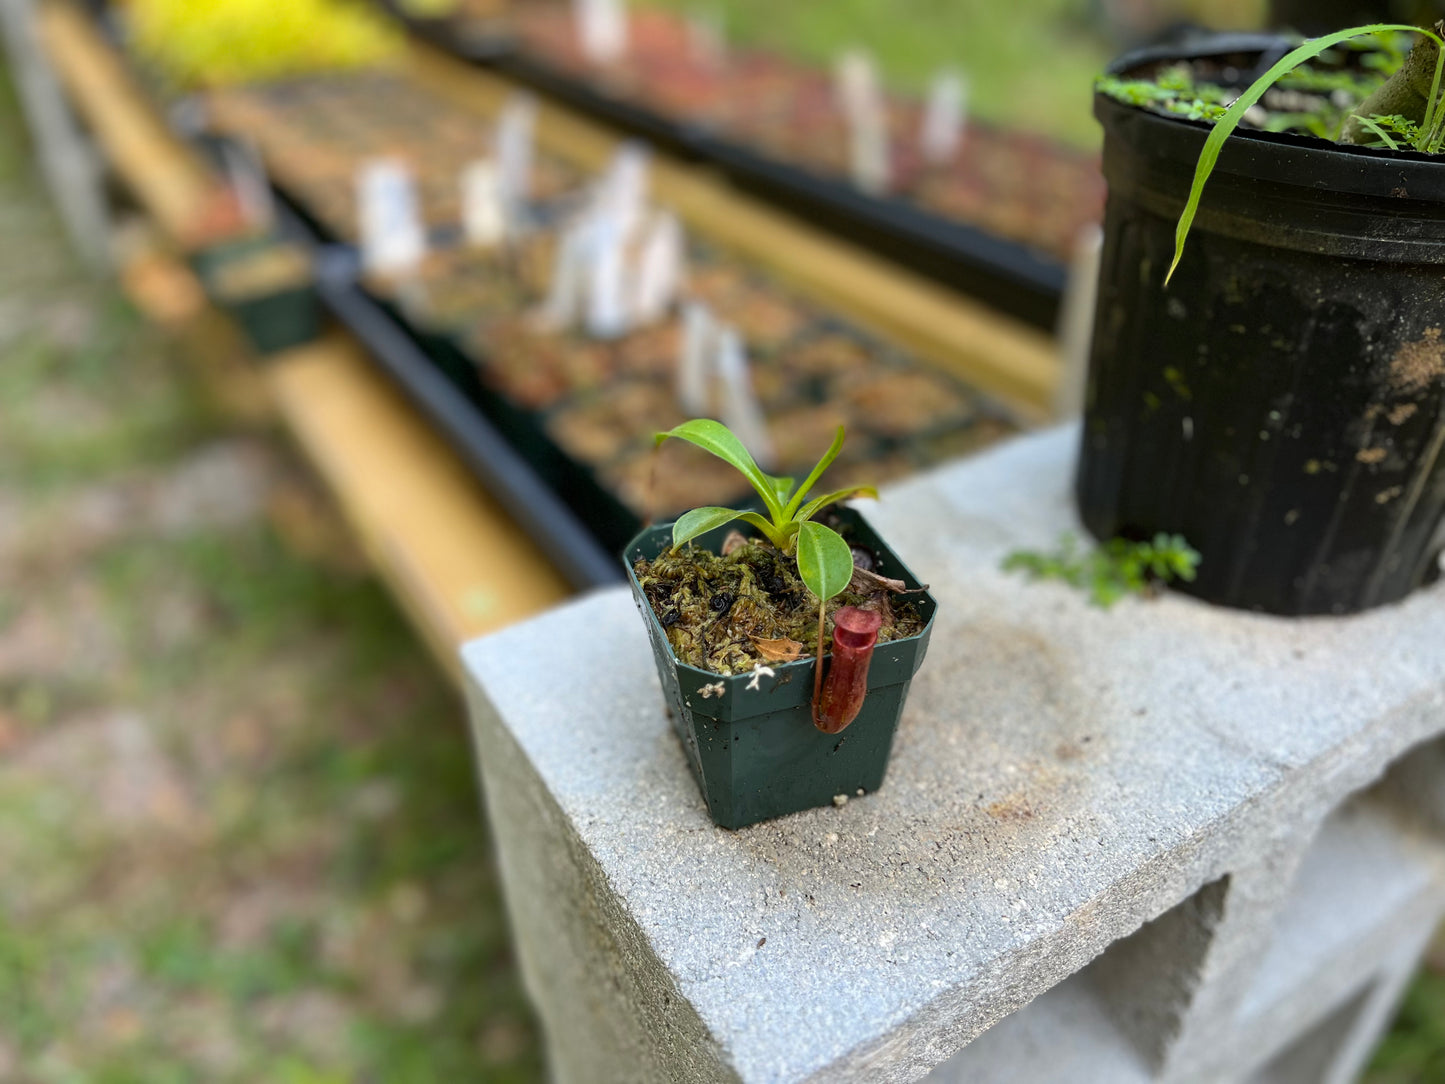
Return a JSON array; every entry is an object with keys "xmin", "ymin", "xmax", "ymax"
[
  {"xmin": 1168, "ymin": 22, "xmax": 1445, "ymax": 284},
  {"xmin": 1004, "ymin": 532, "xmax": 1201, "ymax": 608},
  {"xmin": 655, "ymin": 419, "xmax": 875, "ymax": 613}
]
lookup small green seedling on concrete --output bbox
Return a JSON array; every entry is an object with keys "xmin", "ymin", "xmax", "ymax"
[{"xmin": 1004, "ymin": 532, "xmax": 1201, "ymax": 608}]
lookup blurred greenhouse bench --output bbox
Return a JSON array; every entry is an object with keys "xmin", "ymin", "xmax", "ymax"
[{"xmin": 15, "ymin": 0, "xmax": 1068, "ymax": 681}]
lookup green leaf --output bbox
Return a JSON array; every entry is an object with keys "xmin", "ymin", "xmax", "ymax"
[
  {"xmin": 670, "ymin": 507, "xmax": 787, "ymax": 550},
  {"xmin": 655, "ymin": 419, "xmax": 784, "ymax": 521},
  {"xmin": 1167, "ymin": 23, "xmax": 1439, "ymax": 285},
  {"xmin": 1352, "ymin": 113, "xmax": 1400, "ymax": 148},
  {"xmin": 783, "ymin": 425, "xmax": 846, "ymax": 519},
  {"xmin": 795, "ymin": 521, "xmax": 855, "ymax": 604},
  {"xmin": 671, "ymin": 507, "xmax": 748, "ymax": 550},
  {"xmin": 796, "ymin": 485, "xmax": 879, "ymax": 526},
  {"xmin": 769, "ymin": 474, "xmax": 796, "ymax": 506}
]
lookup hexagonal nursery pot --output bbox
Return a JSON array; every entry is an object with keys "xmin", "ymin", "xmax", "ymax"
[{"xmin": 625, "ymin": 507, "xmax": 937, "ymax": 830}]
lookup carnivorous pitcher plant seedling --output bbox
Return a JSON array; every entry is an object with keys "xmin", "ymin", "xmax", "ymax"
[{"xmin": 654, "ymin": 419, "xmax": 885, "ymax": 731}]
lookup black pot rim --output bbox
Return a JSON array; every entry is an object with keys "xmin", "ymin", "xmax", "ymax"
[
  {"xmin": 1099, "ymin": 31, "xmax": 1445, "ymax": 189},
  {"xmin": 623, "ymin": 511, "xmax": 938, "ymax": 688}
]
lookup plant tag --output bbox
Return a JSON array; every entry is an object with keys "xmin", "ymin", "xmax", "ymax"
[
  {"xmin": 1054, "ymin": 224, "xmax": 1103, "ymax": 420},
  {"xmin": 834, "ymin": 49, "xmax": 878, "ymax": 119},
  {"xmin": 493, "ymin": 93, "xmax": 537, "ymax": 213},
  {"xmin": 220, "ymin": 138, "xmax": 274, "ymax": 231},
  {"xmin": 835, "ymin": 50, "xmax": 889, "ymax": 193},
  {"xmin": 462, "ymin": 159, "xmax": 506, "ymax": 247},
  {"xmin": 677, "ymin": 301, "xmax": 716, "ymax": 415},
  {"xmin": 631, "ymin": 211, "xmax": 685, "ymax": 325},
  {"xmin": 358, "ymin": 159, "xmax": 426, "ymax": 277},
  {"xmin": 595, "ymin": 142, "xmax": 651, "ymax": 241},
  {"xmin": 920, "ymin": 69, "xmax": 968, "ymax": 165},
  {"xmin": 715, "ymin": 325, "xmax": 776, "ymax": 468},
  {"xmin": 536, "ymin": 219, "xmax": 590, "ymax": 330},
  {"xmin": 573, "ymin": 0, "xmax": 627, "ymax": 64},
  {"xmin": 586, "ymin": 219, "xmax": 630, "ymax": 339}
]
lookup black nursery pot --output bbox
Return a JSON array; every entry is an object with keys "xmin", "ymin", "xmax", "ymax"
[
  {"xmin": 625, "ymin": 508, "xmax": 936, "ymax": 830},
  {"xmin": 194, "ymin": 237, "xmax": 320, "ymax": 356},
  {"xmin": 1080, "ymin": 36, "xmax": 1445, "ymax": 615}
]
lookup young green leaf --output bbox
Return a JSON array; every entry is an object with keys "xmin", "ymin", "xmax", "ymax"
[
  {"xmin": 796, "ymin": 485, "xmax": 880, "ymax": 526},
  {"xmin": 1166, "ymin": 23, "xmax": 1435, "ymax": 285},
  {"xmin": 1351, "ymin": 113, "xmax": 1401, "ymax": 147},
  {"xmin": 769, "ymin": 474, "xmax": 796, "ymax": 507},
  {"xmin": 795, "ymin": 521, "xmax": 855, "ymax": 604},
  {"xmin": 671, "ymin": 506, "xmax": 784, "ymax": 551},
  {"xmin": 655, "ymin": 419, "xmax": 784, "ymax": 520},
  {"xmin": 783, "ymin": 425, "xmax": 846, "ymax": 519}
]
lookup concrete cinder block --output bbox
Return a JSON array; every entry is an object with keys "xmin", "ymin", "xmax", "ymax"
[{"xmin": 462, "ymin": 426, "xmax": 1445, "ymax": 1083}]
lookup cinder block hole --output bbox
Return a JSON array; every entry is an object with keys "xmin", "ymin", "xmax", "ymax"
[
  {"xmin": 1244, "ymin": 982, "xmax": 1375, "ymax": 1084},
  {"xmin": 1085, "ymin": 875, "xmax": 1232, "ymax": 1070},
  {"xmin": 1232, "ymin": 783, "xmax": 1445, "ymax": 1077},
  {"xmin": 1365, "ymin": 734, "xmax": 1445, "ymax": 838},
  {"xmin": 923, "ymin": 882, "xmax": 1232, "ymax": 1083},
  {"xmin": 920, "ymin": 952, "xmax": 1152, "ymax": 1084}
]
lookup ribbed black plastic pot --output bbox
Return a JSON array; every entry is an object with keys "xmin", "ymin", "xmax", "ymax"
[
  {"xmin": 1079, "ymin": 35, "xmax": 1445, "ymax": 615},
  {"xmin": 625, "ymin": 508, "xmax": 936, "ymax": 830}
]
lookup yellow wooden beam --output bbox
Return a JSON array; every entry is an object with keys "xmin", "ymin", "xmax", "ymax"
[{"xmin": 261, "ymin": 337, "xmax": 571, "ymax": 676}]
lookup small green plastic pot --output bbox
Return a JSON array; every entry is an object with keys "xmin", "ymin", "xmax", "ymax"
[
  {"xmin": 194, "ymin": 237, "xmax": 320, "ymax": 356},
  {"xmin": 625, "ymin": 507, "xmax": 937, "ymax": 830}
]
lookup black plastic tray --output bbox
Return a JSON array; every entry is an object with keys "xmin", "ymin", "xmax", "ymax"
[
  {"xmin": 374, "ymin": 0, "xmax": 516, "ymax": 61},
  {"xmin": 262, "ymin": 185, "xmax": 623, "ymax": 590},
  {"xmin": 493, "ymin": 53, "xmax": 706, "ymax": 161}
]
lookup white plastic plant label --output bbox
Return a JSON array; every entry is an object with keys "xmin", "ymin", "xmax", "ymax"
[
  {"xmin": 595, "ymin": 142, "xmax": 651, "ymax": 241},
  {"xmin": 834, "ymin": 50, "xmax": 889, "ymax": 193},
  {"xmin": 715, "ymin": 325, "xmax": 776, "ymax": 468},
  {"xmin": 631, "ymin": 211, "xmax": 685, "ymax": 326},
  {"xmin": 850, "ymin": 102, "xmax": 890, "ymax": 194},
  {"xmin": 536, "ymin": 219, "xmax": 590, "ymax": 330},
  {"xmin": 573, "ymin": 0, "xmax": 627, "ymax": 64},
  {"xmin": 493, "ymin": 93, "xmax": 537, "ymax": 212},
  {"xmin": 462, "ymin": 159, "xmax": 506, "ymax": 247},
  {"xmin": 921, "ymin": 69, "xmax": 968, "ymax": 165},
  {"xmin": 358, "ymin": 159, "xmax": 426, "ymax": 277},
  {"xmin": 834, "ymin": 49, "xmax": 879, "ymax": 122},
  {"xmin": 586, "ymin": 220, "xmax": 630, "ymax": 339},
  {"xmin": 677, "ymin": 301, "xmax": 715, "ymax": 416}
]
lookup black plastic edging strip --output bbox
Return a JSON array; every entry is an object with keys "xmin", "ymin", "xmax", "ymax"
[{"xmin": 310, "ymin": 251, "xmax": 623, "ymax": 591}]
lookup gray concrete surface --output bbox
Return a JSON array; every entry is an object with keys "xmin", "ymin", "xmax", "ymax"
[{"xmin": 462, "ymin": 425, "xmax": 1445, "ymax": 1083}]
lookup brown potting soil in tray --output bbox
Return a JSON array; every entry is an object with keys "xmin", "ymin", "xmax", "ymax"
[
  {"xmin": 207, "ymin": 72, "xmax": 582, "ymax": 244},
  {"xmin": 513, "ymin": 4, "xmax": 1104, "ymax": 263},
  {"xmin": 206, "ymin": 68, "xmax": 1022, "ymax": 523}
]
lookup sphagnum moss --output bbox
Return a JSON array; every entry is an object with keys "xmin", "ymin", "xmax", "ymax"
[{"xmin": 634, "ymin": 537, "xmax": 923, "ymax": 675}]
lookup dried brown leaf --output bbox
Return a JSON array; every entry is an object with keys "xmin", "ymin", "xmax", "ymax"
[{"xmin": 751, "ymin": 636, "xmax": 806, "ymax": 662}]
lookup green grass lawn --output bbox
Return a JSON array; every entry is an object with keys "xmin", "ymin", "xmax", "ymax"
[{"xmin": 0, "ymin": 59, "xmax": 541, "ymax": 1083}]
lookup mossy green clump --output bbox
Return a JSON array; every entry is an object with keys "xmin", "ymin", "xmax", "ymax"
[{"xmin": 634, "ymin": 538, "xmax": 923, "ymax": 675}]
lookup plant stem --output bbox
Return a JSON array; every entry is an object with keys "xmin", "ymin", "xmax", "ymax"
[{"xmin": 812, "ymin": 597, "xmax": 826, "ymax": 710}]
